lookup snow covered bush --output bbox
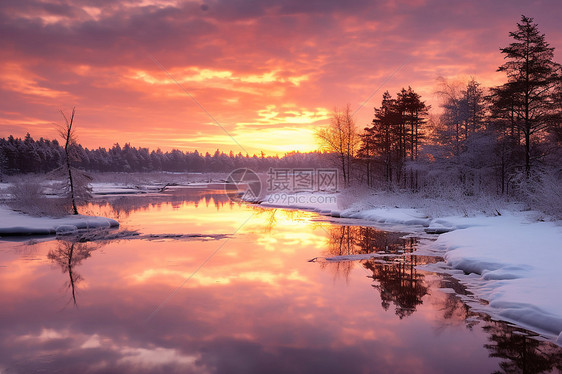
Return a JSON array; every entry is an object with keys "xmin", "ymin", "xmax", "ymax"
[
  {"xmin": 512, "ymin": 168, "xmax": 562, "ymax": 220},
  {"xmin": 6, "ymin": 179, "xmax": 69, "ymax": 217}
]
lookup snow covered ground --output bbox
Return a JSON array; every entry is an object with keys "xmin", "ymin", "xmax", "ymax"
[
  {"xmin": 425, "ymin": 213, "xmax": 562, "ymax": 346},
  {"xmin": 90, "ymin": 181, "xmax": 233, "ymax": 195},
  {"xmin": 0, "ymin": 205, "xmax": 119, "ymax": 236},
  {"xmin": 260, "ymin": 191, "xmax": 562, "ymax": 346},
  {"xmin": 91, "ymin": 182, "xmax": 165, "ymax": 195}
]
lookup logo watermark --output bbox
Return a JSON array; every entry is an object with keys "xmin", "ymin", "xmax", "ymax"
[
  {"xmin": 266, "ymin": 168, "xmax": 338, "ymax": 193},
  {"xmin": 224, "ymin": 168, "xmax": 261, "ymax": 201},
  {"xmin": 225, "ymin": 167, "xmax": 338, "ymax": 203},
  {"xmin": 265, "ymin": 192, "xmax": 338, "ymax": 205}
]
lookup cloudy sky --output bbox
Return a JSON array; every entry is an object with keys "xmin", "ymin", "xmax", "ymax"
[{"xmin": 1, "ymin": 0, "xmax": 561, "ymax": 155}]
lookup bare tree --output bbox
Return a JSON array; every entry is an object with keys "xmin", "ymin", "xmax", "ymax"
[
  {"xmin": 58, "ymin": 107, "xmax": 91, "ymax": 215},
  {"xmin": 315, "ymin": 104, "xmax": 360, "ymax": 187},
  {"xmin": 59, "ymin": 108, "xmax": 79, "ymax": 214}
]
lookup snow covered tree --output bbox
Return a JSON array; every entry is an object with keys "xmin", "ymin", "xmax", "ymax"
[
  {"xmin": 437, "ymin": 77, "xmax": 487, "ymax": 157},
  {"xmin": 465, "ymin": 78, "xmax": 486, "ymax": 134}
]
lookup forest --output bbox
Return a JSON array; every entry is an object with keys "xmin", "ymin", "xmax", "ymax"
[{"xmin": 317, "ymin": 16, "xmax": 561, "ymax": 216}]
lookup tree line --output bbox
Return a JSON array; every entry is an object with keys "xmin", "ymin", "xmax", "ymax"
[
  {"xmin": 0, "ymin": 134, "xmax": 329, "ymax": 177},
  {"xmin": 319, "ymin": 16, "xmax": 561, "ymax": 211}
]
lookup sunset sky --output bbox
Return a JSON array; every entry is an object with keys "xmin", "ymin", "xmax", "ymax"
[{"xmin": 1, "ymin": 0, "xmax": 561, "ymax": 155}]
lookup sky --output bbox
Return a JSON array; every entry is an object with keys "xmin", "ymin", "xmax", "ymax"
[{"xmin": 1, "ymin": 0, "xmax": 561, "ymax": 155}]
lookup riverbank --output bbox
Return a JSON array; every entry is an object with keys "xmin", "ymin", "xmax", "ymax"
[
  {"xmin": 259, "ymin": 190, "xmax": 562, "ymax": 346},
  {"xmin": 0, "ymin": 205, "xmax": 119, "ymax": 236}
]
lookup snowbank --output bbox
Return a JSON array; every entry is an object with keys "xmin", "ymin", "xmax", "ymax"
[
  {"xmin": 340, "ymin": 208, "xmax": 431, "ymax": 226},
  {"xmin": 90, "ymin": 181, "xmax": 231, "ymax": 196},
  {"xmin": 427, "ymin": 213, "xmax": 562, "ymax": 342},
  {"xmin": 260, "ymin": 192, "xmax": 487, "ymax": 231},
  {"xmin": 0, "ymin": 205, "xmax": 119, "ymax": 236},
  {"xmin": 91, "ymin": 182, "xmax": 165, "ymax": 195}
]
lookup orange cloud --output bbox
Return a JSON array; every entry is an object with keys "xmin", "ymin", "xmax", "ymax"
[{"xmin": 0, "ymin": 63, "xmax": 71, "ymax": 99}]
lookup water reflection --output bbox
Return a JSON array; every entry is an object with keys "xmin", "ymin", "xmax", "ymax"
[
  {"xmin": 47, "ymin": 240, "xmax": 99, "ymax": 306},
  {"xmin": 0, "ymin": 192, "xmax": 561, "ymax": 373},
  {"xmin": 83, "ymin": 189, "xmax": 238, "ymax": 220},
  {"xmin": 318, "ymin": 225, "xmax": 431, "ymax": 318},
  {"xmin": 483, "ymin": 318, "xmax": 562, "ymax": 373},
  {"xmin": 365, "ymin": 258, "xmax": 427, "ymax": 319},
  {"xmin": 317, "ymin": 223, "xmax": 562, "ymax": 372}
]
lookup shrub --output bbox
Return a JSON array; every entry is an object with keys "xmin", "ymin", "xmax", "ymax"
[{"xmin": 7, "ymin": 179, "xmax": 70, "ymax": 217}]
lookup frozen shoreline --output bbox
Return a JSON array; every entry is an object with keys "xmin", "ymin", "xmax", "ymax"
[
  {"xmin": 260, "ymin": 191, "xmax": 562, "ymax": 346},
  {"xmin": 0, "ymin": 205, "xmax": 119, "ymax": 236},
  {"xmin": 0, "ymin": 179, "xmax": 231, "ymax": 237}
]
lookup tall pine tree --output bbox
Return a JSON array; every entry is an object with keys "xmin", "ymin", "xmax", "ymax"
[{"xmin": 490, "ymin": 15, "xmax": 562, "ymax": 176}]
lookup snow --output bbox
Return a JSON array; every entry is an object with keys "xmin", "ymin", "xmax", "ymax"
[
  {"xmin": 309, "ymin": 252, "xmax": 402, "ymax": 262},
  {"xmin": 340, "ymin": 207, "xmax": 431, "ymax": 226},
  {"xmin": 91, "ymin": 182, "xmax": 165, "ymax": 195},
  {"xmin": 0, "ymin": 205, "xmax": 119, "ymax": 236},
  {"xmin": 426, "ymin": 213, "xmax": 562, "ymax": 341},
  {"xmin": 90, "ymin": 181, "xmax": 234, "ymax": 196},
  {"xmin": 260, "ymin": 191, "xmax": 562, "ymax": 345},
  {"xmin": 260, "ymin": 192, "xmax": 493, "ymax": 230}
]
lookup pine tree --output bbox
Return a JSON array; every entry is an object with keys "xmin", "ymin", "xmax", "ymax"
[
  {"xmin": 490, "ymin": 15, "xmax": 562, "ymax": 176},
  {"xmin": 371, "ymin": 91, "xmax": 399, "ymax": 184},
  {"xmin": 360, "ymin": 88, "xmax": 428, "ymax": 188}
]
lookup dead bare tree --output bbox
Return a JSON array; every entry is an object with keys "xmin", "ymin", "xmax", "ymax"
[
  {"xmin": 58, "ymin": 107, "xmax": 92, "ymax": 215},
  {"xmin": 59, "ymin": 107, "xmax": 79, "ymax": 214}
]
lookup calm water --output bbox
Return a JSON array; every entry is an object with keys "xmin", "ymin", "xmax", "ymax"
[{"xmin": 0, "ymin": 190, "xmax": 561, "ymax": 374}]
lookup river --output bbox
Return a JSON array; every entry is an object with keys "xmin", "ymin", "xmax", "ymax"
[{"xmin": 0, "ymin": 189, "xmax": 560, "ymax": 373}]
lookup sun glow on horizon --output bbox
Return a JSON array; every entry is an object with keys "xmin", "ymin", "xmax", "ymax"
[{"xmin": 172, "ymin": 126, "xmax": 319, "ymax": 155}]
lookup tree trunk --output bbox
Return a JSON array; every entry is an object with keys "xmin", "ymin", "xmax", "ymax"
[
  {"xmin": 524, "ymin": 130, "xmax": 530, "ymax": 177},
  {"xmin": 340, "ymin": 153, "xmax": 347, "ymax": 187},
  {"xmin": 62, "ymin": 107, "xmax": 79, "ymax": 215},
  {"xmin": 66, "ymin": 153, "xmax": 78, "ymax": 215}
]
